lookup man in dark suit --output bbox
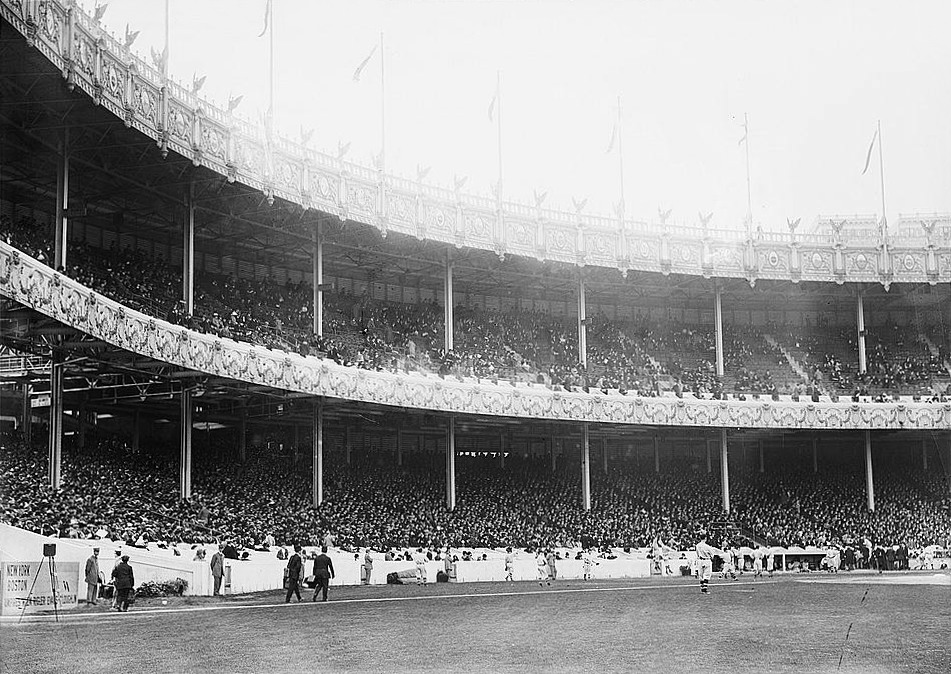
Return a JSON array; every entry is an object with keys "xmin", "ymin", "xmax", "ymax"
[
  {"xmin": 210, "ymin": 545, "xmax": 225, "ymax": 596},
  {"xmin": 285, "ymin": 545, "xmax": 303, "ymax": 603},
  {"xmin": 111, "ymin": 555, "xmax": 135, "ymax": 612},
  {"xmin": 312, "ymin": 545, "xmax": 335, "ymax": 602}
]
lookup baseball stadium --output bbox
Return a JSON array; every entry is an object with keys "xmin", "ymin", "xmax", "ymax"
[{"xmin": 1, "ymin": 1, "xmax": 950, "ymax": 672}]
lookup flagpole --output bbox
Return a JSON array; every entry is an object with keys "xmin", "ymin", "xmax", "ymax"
[
  {"xmin": 496, "ymin": 70, "xmax": 503, "ymax": 206},
  {"xmin": 877, "ymin": 119, "xmax": 887, "ymax": 239},
  {"xmin": 380, "ymin": 32, "xmax": 386, "ymax": 173},
  {"xmin": 617, "ymin": 95, "xmax": 625, "ymax": 222},
  {"xmin": 744, "ymin": 112, "xmax": 752, "ymax": 236},
  {"xmin": 163, "ymin": 0, "xmax": 169, "ymax": 78},
  {"xmin": 268, "ymin": 1, "xmax": 274, "ymax": 119}
]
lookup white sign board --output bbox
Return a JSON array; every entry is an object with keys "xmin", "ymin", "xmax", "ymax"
[{"xmin": 1, "ymin": 561, "xmax": 80, "ymax": 615}]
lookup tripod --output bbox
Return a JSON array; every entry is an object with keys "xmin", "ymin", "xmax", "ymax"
[{"xmin": 18, "ymin": 555, "xmax": 60, "ymax": 623}]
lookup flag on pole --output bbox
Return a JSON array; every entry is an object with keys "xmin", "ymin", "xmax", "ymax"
[
  {"xmin": 488, "ymin": 90, "xmax": 498, "ymax": 122},
  {"xmin": 861, "ymin": 128, "xmax": 879, "ymax": 175},
  {"xmin": 93, "ymin": 2, "xmax": 108, "ymax": 23},
  {"xmin": 738, "ymin": 118, "xmax": 748, "ymax": 146},
  {"xmin": 606, "ymin": 123, "xmax": 617, "ymax": 154},
  {"xmin": 257, "ymin": 0, "xmax": 272, "ymax": 38},
  {"xmin": 353, "ymin": 45, "xmax": 378, "ymax": 82}
]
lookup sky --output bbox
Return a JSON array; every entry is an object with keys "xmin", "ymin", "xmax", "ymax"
[{"xmin": 78, "ymin": 0, "xmax": 951, "ymax": 233}]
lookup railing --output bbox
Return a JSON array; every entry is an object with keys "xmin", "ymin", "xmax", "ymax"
[
  {"xmin": 4, "ymin": 0, "xmax": 951, "ymax": 286},
  {"xmin": 0, "ymin": 355, "xmax": 49, "ymax": 375}
]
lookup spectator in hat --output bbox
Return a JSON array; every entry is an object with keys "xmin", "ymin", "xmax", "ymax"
[
  {"xmin": 312, "ymin": 546, "xmax": 335, "ymax": 602},
  {"xmin": 210, "ymin": 545, "xmax": 225, "ymax": 596},
  {"xmin": 111, "ymin": 550, "xmax": 123, "ymax": 609},
  {"xmin": 84, "ymin": 547, "xmax": 100, "ymax": 606},
  {"xmin": 111, "ymin": 555, "xmax": 134, "ymax": 612},
  {"xmin": 284, "ymin": 545, "xmax": 303, "ymax": 603}
]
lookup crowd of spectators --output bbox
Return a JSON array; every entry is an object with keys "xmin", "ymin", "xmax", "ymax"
[
  {"xmin": 2, "ymin": 432, "xmax": 949, "ymax": 556},
  {"xmin": 5, "ymin": 216, "xmax": 951, "ymax": 399}
]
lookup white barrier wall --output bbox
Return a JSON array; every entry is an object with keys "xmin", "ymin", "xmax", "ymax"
[{"xmin": 0, "ymin": 524, "xmax": 211, "ymax": 598}]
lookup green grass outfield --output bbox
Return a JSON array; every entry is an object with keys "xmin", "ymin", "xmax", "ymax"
[{"xmin": 2, "ymin": 572, "xmax": 949, "ymax": 673}]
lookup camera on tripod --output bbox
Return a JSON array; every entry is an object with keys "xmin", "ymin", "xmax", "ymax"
[{"xmin": 43, "ymin": 543, "xmax": 56, "ymax": 557}]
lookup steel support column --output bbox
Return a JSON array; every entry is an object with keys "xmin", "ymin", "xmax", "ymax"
[
  {"xmin": 313, "ymin": 222, "xmax": 323, "ymax": 337},
  {"xmin": 48, "ymin": 359, "xmax": 65, "ymax": 490},
  {"xmin": 132, "ymin": 410, "xmax": 140, "ymax": 453},
  {"xmin": 183, "ymin": 183, "xmax": 195, "ymax": 315},
  {"xmin": 446, "ymin": 417, "xmax": 456, "ymax": 510},
  {"xmin": 714, "ymin": 285, "xmax": 724, "ymax": 377},
  {"xmin": 581, "ymin": 423, "xmax": 591, "ymax": 511},
  {"xmin": 857, "ymin": 293, "xmax": 867, "ymax": 375},
  {"xmin": 180, "ymin": 389, "xmax": 193, "ymax": 499},
  {"xmin": 313, "ymin": 399, "xmax": 323, "ymax": 507},
  {"xmin": 444, "ymin": 255, "xmax": 454, "ymax": 352},
  {"xmin": 238, "ymin": 416, "xmax": 247, "ymax": 463},
  {"xmin": 720, "ymin": 429, "xmax": 730, "ymax": 513},
  {"xmin": 864, "ymin": 430, "xmax": 875, "ymax": 512},
  {"xmin": 21, "ymin": 383, "xmax": 32, "ymax": 446},
  {"xmin": 54, "ymin": 129, "xmax": 69, "ymax": 270},
  {"xmin": 577, "ymin": 274, "xmax": 587, "ymax": 368}
]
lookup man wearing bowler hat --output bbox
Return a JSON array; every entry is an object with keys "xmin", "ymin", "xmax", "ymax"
[
  {"xmin": 84, "ymin": 547, "xmax": 100, "ymax": 606},
  {"xmin": 312, "ymin": 546, "xmax": 335, "ymax": 602}
]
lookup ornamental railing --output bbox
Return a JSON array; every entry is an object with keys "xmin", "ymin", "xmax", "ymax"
[
  {"xmin": 3, "ymin": 240, "xmax": 950, "ymax": 430},
  {"xmin": 3, "ymin": 0, "xmax": 951, "ymax": 287}
]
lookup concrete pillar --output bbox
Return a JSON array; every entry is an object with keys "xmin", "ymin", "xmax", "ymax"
[
  {"xmin": 720, "ymin": 429, "xmax": 730, "ymax": 513},
  {"xmin": 446, "ymin": 417, "xmax": 456, "ymax": 510},
  {"xmin": 53, "ymin": 129, "xmax": 69, "ymax": 270},
  {"xmin": 577, "ymin": 274, "xmax": 587, "ymax": 368},
  {"xmin": 48, "ymin": 359, "xmax": 65, "ymax": 490},
  {"xmin": 857, "ymin": 293, "xmax": 867, "ymax": 375},
  {"xmin": 180, "ymin": 389, "xmax": 193, "ymax": 499},
  {"xmin": 313, "ymin": 222, "xmax": 323, "ymax": 337},
  {"xmin": 444, "ymin": 255, "xmax": 454, "ymax": 352},
  {"xmin": 758, "ymin": 440, "xmax": 765, "ymax": 473},
  {"xmin": 714, "ymin": 285, "xmax": 724, "ymax": 377},
  {"xmin": 812, "ymin": 436, "xmax": 819, "ymax": 473},
  {"xmin": 313, "ymin": 399, "xmax": 323, "ymax": 506},
  {"xmin": 183, "ymin": 182, "xmax": 195, "ymax": 315},
  {"xmin": 653, "ymin": 435, "xmax": 660, "ymax": 474},
  {"xmin": 581, "ymin": 423, "xmax": 591, "ymax": 510}
]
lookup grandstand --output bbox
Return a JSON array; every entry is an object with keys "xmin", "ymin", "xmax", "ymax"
[
  {"xmin": 4, "ymin": 2, "xmax": 951, "ymax": 673},
  {"xmin": 2, "ymin": 0, "xmax": 951, "ymax": 621}
]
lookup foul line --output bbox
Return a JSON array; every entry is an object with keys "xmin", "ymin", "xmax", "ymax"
[{"xmin": 5, "ymin": 579, "xmax": 776, "ymax": 626}]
